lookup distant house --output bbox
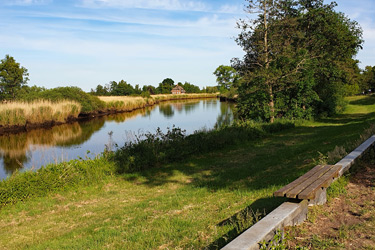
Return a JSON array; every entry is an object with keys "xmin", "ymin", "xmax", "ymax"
[{"xmin": 171, "ymin": 85, "xmax": 186, "ymax": 94}]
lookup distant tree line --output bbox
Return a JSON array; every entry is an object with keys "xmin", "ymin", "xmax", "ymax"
[
  {"xmin": 90, "ymin": 78, "xmax": 218, "ymax": 96},
  {"xmin": 0, "ymin": 55, "xmax": 218, "ymax": 104}
]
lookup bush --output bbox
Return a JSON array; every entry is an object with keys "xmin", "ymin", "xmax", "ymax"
[
  {"xmin": 113, "ymin": 121, "xmax": 295, "ymax": 173},
  {"xmin": 18, "ymin": 86, "xmax": 105, "ymax": 113}
]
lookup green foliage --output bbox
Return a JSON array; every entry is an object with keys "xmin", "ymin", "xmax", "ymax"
[
  {"xmin": 109, "ymin": 80, "xmax": 135, "ymax": 96},
  {"xmin": 92, "ymin": 84, "xmax": 109, "ymax": 96},
  {"xmin": 18, "ymin": 86, "xmax": 105, "ymax": 113},
  {"xmin": 91, "ymin": 78, "xmax": 203, "ymax": 96},
  {"xmin": 142, "ymin": 85, "xmax": 157, "ymax": 95},
  {"xmin": 113, "ymin": 121, "xmax": 295, "ymax": 173},
  {"xmin": 234, "ymin": 0, "xmax": 363, "ymax": 121},
  {"xmin": 259, "ymin": 230, "xmax": 287, "ymax": 250},
  {"xmin": 180, "ymin": 82, "xmax": 202, "ymax": 93},
  {"xmin": 203, "ymin": 86, "xmax": 219, "ymax": 93},
  {"xmin": 213, "ymin": 65, "xmax": 241, "ymax": 92},
  {"xmin": 157, "ymin": 78, "xmax": 175, "ymax": 94},
  {"xmin": 0, "ymin": 157, "xmax": 115, "ymax": 206},
  {"xmin": 361, "ymin": 65, "xmax": 375, "ymax": 92},
  {"xmin": 0, "ymin": 55, "xmax": 29, "ymax": 100}
]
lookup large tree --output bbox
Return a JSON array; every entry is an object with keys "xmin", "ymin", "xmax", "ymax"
[
  {"xmin": 213, "ymin": 65, "xmax": 241, "ymax": 92},
  {"xmin": 0, "ymin": 55, "xmax": 29, "ymax": 100},
  {"xmin": 362, "ymin": 66, "xmax": 375, "ymax": 92},
  {"xmin": 157, "ymin": 78, "xmax": 175, "ymax": 94},
  {"xmin": 233, "ymin": 0, "xmax": 363, "ymax": 121}
]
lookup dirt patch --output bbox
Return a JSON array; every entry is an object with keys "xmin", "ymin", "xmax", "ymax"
[{"xmin": 286, "ymin": 163, "xmax": 375, "ymax": 249}]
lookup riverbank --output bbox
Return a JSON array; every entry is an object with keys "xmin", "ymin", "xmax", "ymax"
[
  {"xmin": 0, "ymin": 93, "xmax": 217, "ymax": 135},
  {"xmin": 0, "ymin": 95, "xmax": 374, "ymax": 249},
  {"xmin": 100, "ymin": 93, "xmax": 218, "ymax": 112}
]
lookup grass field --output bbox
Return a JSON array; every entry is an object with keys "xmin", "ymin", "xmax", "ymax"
[{"xmin": 0, "ymin": 95, "xmax": 374, "ymax": 249}]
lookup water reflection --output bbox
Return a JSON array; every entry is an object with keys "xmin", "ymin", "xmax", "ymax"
[
  {"xmin": 215, "ymin": 102, "xmax": 235, "ymax": 129},
  {"xmin": 0, "ymin": 123, "xmax": 87, "ymax": 174},
  {"xmin": 0, "ymin": 99, "xmax": 233, "ymax": 179}
]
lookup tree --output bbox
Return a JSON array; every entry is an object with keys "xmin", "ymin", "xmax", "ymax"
[
  {"xmin": 362, "ymin": 66, "xmax": 375, "ymax": 92},
  {"xmin": 0, "ymin": 55, "xmax": 29, "ymax": 100},
  {"xmin": 94, "ymin": 84, "xmax": 109, "ymax": 96},
  {"xmin": 213, "ymin": 65, "xmax": 241, "ymax": 92},
  {"xmin": 233, "ymin": 0, "xmax": 363, "ymax": 121},
  {"xmin": 142, "ymin": 85, "xmax": 156, "ymax": 95},
  {"xmin": 109, "ymin": 80, "xmax": 135, "ymax": 96},
  {"xmin": 299, "ymin": 0, "xmax": 363, "ymax": 115},
  {"xmin": 182, "ymin": 82, "xmax": 201, "ymax": 93},
  {"xmin": 157, "ymin": 78, "xmax": 175, "ymax": 94}
]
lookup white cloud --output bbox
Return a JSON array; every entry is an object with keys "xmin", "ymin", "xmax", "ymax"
[
  {"xmin": 218, "ymin": 4, "xmax": 243, "ymax": 14},
  {"xmin": 2, "ymin": 0, "xmax": 51, "ymax": 5},
  {"xmin": 79, "ymin": 0, "xmax": 207, "ymax": 12}
]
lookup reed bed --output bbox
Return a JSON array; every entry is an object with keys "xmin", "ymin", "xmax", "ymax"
[
  {"xmin": 0, "ymin": 100, "xmax": 81, "ymax": 127},
  {"xmin": 99, "ymin": 93, "xmax": 217, "ymax": 112},
  {"xmin": 151, "ymin": 93, "xmax": 217, "ymax": 102},
  {"xmin": 99, "ymin": 96, "xmax": 152, "ymax": 112}
]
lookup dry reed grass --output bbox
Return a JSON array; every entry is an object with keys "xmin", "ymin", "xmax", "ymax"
[
  {"xmin": 99, "ymin": 96, "xmax": 151, "ymax": 112},
  {"xmin": 99, "ymin": 93, "xmax": 217, "ymax": 112},
  {"xmin": 0, "ymin": 100, "xmax": 81, "ymax": 127}
]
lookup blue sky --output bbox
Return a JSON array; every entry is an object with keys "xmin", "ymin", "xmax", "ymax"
[{"xmin": 0, "ymin": 0, "xmax": 374, "ymax": 91}]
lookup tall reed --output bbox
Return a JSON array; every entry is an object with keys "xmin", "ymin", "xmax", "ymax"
[
  {"xmin": 99, "ymin": 93, "xmax": 217, "ymax": 112},
  {"xmin": 0, "ymin": 100, "xmax": 81, "ymax": 127}
]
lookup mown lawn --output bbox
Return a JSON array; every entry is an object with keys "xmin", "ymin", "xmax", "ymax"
[{"xmin": 0, "ymin": 95, "xmax": 375, "ymax": 249}]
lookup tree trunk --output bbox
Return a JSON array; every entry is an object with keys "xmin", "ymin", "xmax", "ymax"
[{"xmin": 264, "ymin": 0, "xmax": 275, "ymax": 123}]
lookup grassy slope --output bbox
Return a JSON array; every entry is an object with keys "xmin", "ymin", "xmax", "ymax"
[{"xmin": 0, "ymin": 95, "xmax": 374, "ymax": 249}]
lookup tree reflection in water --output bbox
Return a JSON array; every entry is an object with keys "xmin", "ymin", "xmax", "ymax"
[{"xmin": 0, "ymin": 98, "xmax": 233, "ymax": 177}]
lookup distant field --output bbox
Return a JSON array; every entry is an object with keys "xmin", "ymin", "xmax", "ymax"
[{"xmin": 0, "ymin": 95, "xmax": 374, "ymax": 249}]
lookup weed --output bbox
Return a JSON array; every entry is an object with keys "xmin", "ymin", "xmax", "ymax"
[{"xmin": 259, "ymin": 229, "xmax": 287, "ymax": 250}]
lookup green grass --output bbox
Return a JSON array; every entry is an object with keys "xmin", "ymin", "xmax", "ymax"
[{"xmin": 0, "ymin": 95, "xmax": 375, "ymax": 249}]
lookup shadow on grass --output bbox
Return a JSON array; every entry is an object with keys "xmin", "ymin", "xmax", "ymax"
[
  {"xmin": 348, "ymin": 95, "xmax": 375, "ymax": 106},
  {"xmin": 206, "ymin": 196, "xmax": 287, "ymax": 249},
  {"xmin": 115, "ymin": 103, "xmax": 375, "ymax": 249},
  {"xmin": 315, "ymin": 112, "xmax": 375, "ymax": 125},
  {"xmin": 118, "ymin": 110, "xmax": 375, "ymax": 197}
]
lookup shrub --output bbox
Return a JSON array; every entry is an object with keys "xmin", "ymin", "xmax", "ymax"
[
  {"xmin": 18, "ymin": 86, "xmax": 105, "ymax": 113},
  {"xmin": 113, "ymin": 121, "xmax": 295, "ymax": 173}
]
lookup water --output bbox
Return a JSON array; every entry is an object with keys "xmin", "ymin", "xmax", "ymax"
[{"xmin": 0, "ymin": 99, "xmax": 234, "ymax": 180}]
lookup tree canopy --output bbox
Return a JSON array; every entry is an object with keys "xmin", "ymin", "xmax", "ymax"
[
  {"xmin": 0, "ymin": 55, "xmax": 29, "ymax": 100},
  {"xmin": 213, "ymin": 65, "xmax": 241, "ymax": 92},
  {"xmin": 233, "ymin": 0, "xmax": 363, "ymax": 122}
]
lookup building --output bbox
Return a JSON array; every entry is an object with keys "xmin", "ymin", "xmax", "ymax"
[{"xmin": 171, "ymin": 85, "xmax": 186, "ymax": 94}]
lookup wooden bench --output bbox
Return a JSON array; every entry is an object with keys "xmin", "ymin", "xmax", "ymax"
[{"xmin": 274, "ymin": 165, "xmax": 342, "ymax": 205}]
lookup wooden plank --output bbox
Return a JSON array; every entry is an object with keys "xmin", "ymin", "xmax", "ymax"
[
  {"xmin": 285, "ymin": 165, "xmax": 332, "ymax": 198},
  {"xmin": 274, "ymin": 165, "xmax": 326, "ymax": 197},
  {"xmin": 298, "ymin": 165, "xmax": 342, "ymax": 200}
]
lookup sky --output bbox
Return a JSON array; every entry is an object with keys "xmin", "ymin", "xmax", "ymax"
[{"xmin": 0, "ymin": 0, "xmax": 374, "ymax": 91}]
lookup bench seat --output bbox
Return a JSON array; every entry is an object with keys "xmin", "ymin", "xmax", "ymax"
[{"xmin": 274, "ymin": 165, "xmax": 342, "ymax": 200}]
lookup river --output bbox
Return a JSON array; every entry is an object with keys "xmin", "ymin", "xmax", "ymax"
[{"xmin": 0, "ymin": 98, "xmax": 234, "ymax": 180}]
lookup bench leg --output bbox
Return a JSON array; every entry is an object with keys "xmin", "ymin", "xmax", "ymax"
[{"xmin": 308, "ymin": 187, "xmax": 327, "ymax": 206}]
